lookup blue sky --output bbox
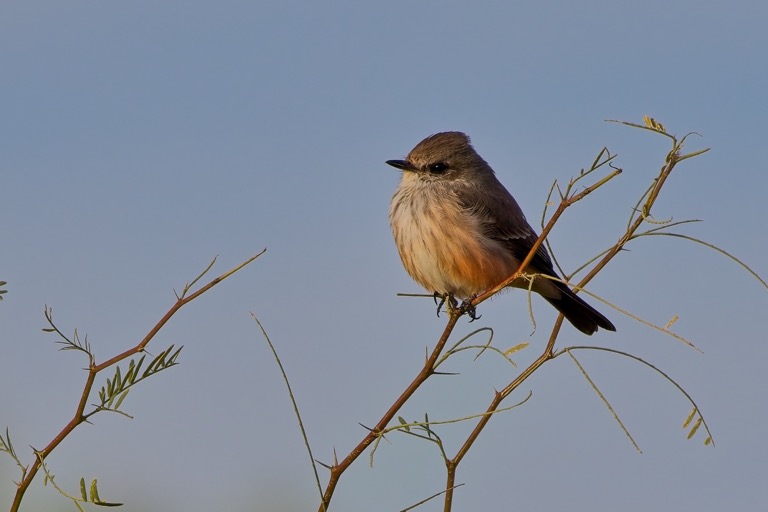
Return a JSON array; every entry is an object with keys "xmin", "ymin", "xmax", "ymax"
[{"xmin": 2, "ymin": 1, "xmax": 767, "ymax": 511}]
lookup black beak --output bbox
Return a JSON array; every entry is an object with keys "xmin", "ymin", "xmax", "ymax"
[{"xmin": 386, "ymin": 159, "xmax": 416, "ymax": 171}]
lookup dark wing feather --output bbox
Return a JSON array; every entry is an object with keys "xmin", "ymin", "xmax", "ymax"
[
  {"xmin": 457, "ymin": 179, "xmax": 616, "ymax": 334},
  {"xmin": 457, "ymin": 179, "xmax": 557, "ymax": 276}
]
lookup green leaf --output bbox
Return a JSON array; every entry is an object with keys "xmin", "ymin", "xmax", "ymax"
[
  {"xmin": 687, "ymin": 417, "xmax": 702, "ymax": 439},
  {"xmin": 682, "ymin": 407, "xmax": 697, "ymax": 428},
  {"xmin": 114, "ymin": 389, "xmax": 130, "ymax": 411},
  {"xmin": 90, "ymin": 478, "xmax": 100, "ymax": 502},
  {"xmin": 80, "ymin": 477, "xmax": 88, "ymax": 501}
]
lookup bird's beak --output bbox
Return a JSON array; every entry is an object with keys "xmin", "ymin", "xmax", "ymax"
[{"xmin": 386, "ymin": 159, "xmax": 416, "ymax": 172}]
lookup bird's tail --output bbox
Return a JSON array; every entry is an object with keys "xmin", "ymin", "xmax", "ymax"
[{"xmin": 543, "ymin": 281, "xmax": 616, "ymax": 335}]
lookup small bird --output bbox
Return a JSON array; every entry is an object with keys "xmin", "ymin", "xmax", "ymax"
[{"xmin": 386, "ymin": 131, "xmax": 615, "ymax": 335}]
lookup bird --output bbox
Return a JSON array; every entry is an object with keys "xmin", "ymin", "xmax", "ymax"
[{"xmin": 386, "ymin": 131, "xmax": 615, "ymax": 335}]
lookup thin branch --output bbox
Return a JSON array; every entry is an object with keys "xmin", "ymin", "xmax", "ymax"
[
  {"xmin": 386, "ymin": 392, "xmax": 533, "ymax": 435},
  {"xmin": 252, "ymin": 313, "xmax": 325, "ymax": 507},
  {"xmin": 565, "ymin": 349, "xmax": 642, "ymax": 452},
  {"xmin": 10, "ymin": 250, "xmax": 265, "ymax": 512},
  {"xmin": 400, "ymin": 484, "xmax": 465, "ymax": 512},
  {"xmin": 0, "ymin": 428, "xmax": 27, "ymax": 482},
  {"xmin": 559, "ymin": 346, "xmax": 714, "ymax": 446},
  {"xmin": 632, "ymin": 232, "xmax": 768, "ymax": 289}
]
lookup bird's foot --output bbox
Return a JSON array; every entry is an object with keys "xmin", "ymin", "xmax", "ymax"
[
  {"xmin": 433, "ymin": 292, "xmax": 458, "ymax": 318},
  {"xmin": 433, "ymin": 293, "xmax": 479, "ymax": 321},
  {"xmin": 459, "ymin": 295, "xmax": 481, "ymax": 322}
]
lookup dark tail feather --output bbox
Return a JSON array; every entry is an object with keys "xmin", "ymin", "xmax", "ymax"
[{"xmin": 544, "ymin": 282, "xmax": 616, "ymax": 335}]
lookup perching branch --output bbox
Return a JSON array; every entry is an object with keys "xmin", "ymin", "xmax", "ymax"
[
  {"xmin": 312, "ymin": 118, "xmax": 732, "ymax": 512},
  {"xmin": 439, "ymin": 118, "xmax": 714, "ymax": 510}
]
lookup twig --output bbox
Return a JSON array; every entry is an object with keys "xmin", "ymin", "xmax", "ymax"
[{"xmin": 252, "ymin": 313, "xmax": 325, "ymax": 507}]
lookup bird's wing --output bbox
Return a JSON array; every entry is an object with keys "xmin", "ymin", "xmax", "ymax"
[{"xmin": 458, "ymin": 182, "xmax": 557, "ymax": 275}]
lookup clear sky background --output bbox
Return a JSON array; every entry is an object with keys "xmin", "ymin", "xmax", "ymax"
[{"xmin": 2, "ymin": 1, "xmax": 767, "ymax": 511}]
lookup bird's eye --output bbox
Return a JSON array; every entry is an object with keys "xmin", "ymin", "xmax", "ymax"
[{"xmin": 428, "ymin": 162, "xmax": 449, "ymax": 174}]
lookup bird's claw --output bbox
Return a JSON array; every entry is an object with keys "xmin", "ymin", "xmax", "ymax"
[
  {"xmin": 433, "ymin": 292, "xmax": 458, "ymax": 318},
  {"xmin": 434, "ymin": 292, "xmax": 480, "ymax": 321},
  {"xmin": 433, "ymin": 291, "xmax": 445, "ymax": 317},
  {"xmin": 460, "ymin": 296, "xmax": 481, "ymax": 322}
]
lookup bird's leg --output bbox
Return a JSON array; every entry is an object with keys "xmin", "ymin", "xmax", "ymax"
[{"xmin": 459, "ymin": 295, "xmax": 481, "ymax": 322}]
